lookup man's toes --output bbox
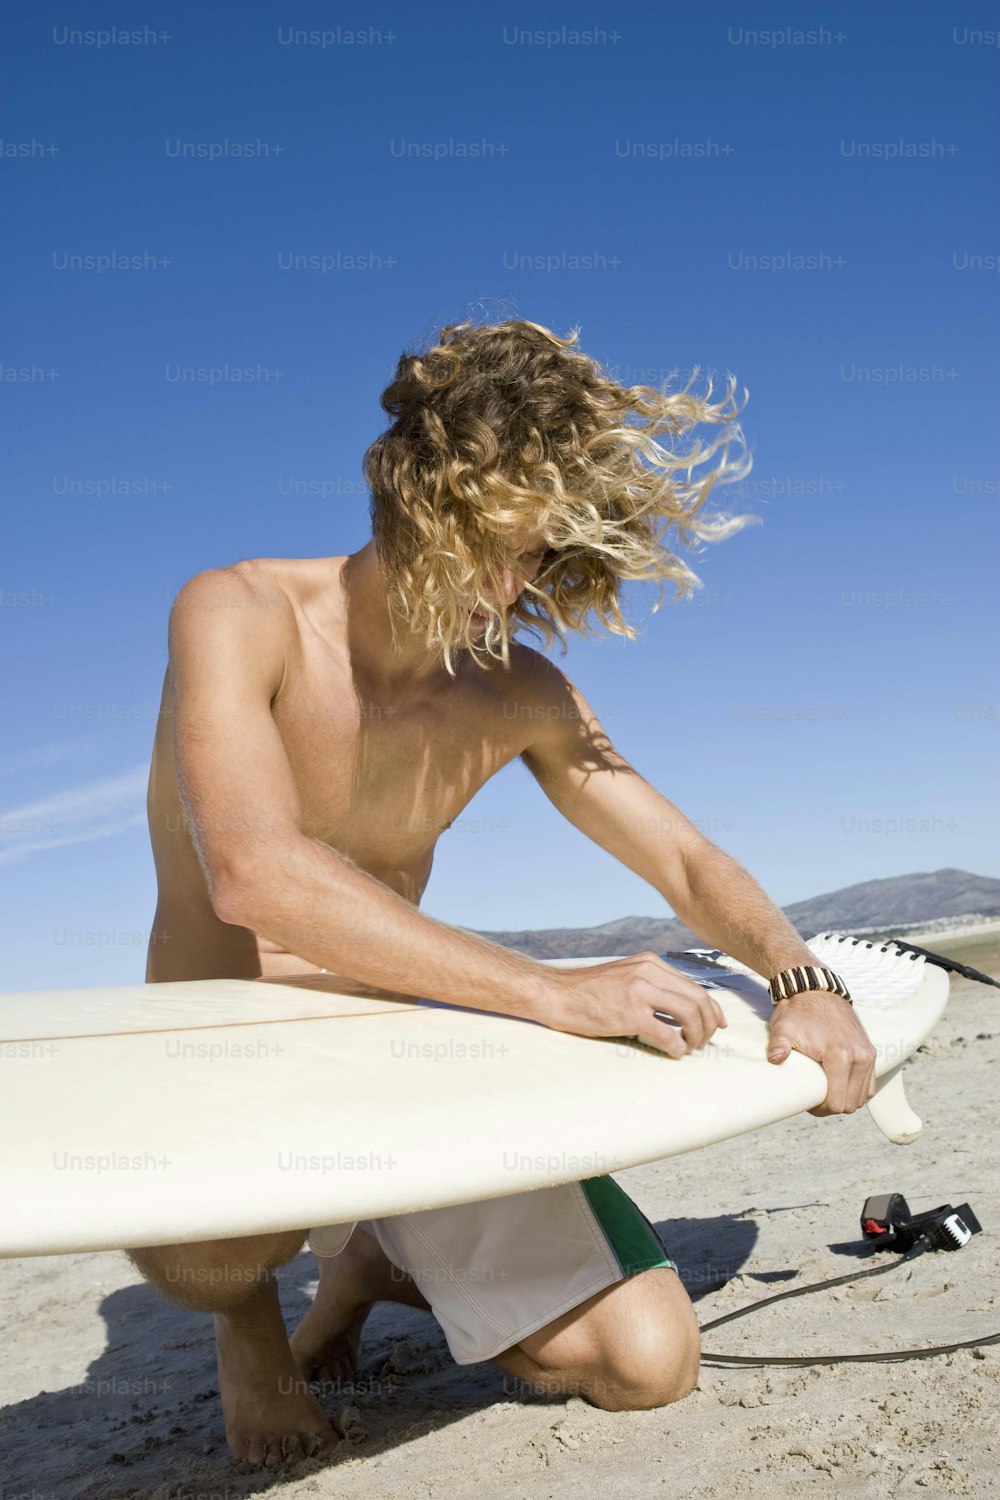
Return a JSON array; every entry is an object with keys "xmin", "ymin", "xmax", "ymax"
[
  {"xmin": 244, "ymin": 1434, "xmax": 268, "ymax": 1467},
  {"xmin": 253, "ymin": 1433, "xmax": 295, "ymax": 1470},
  {"xmin": 264, "ymin": 1435, "xmax": 289, "ymax": 1469},
  {"xmin": 308, "ymin": 1428, "xmax": 339, "ymax": 1460},
  {"xmin": 317, "ymin": 1353, "xmax": 352, "ymax": 1386},
  {"xmin": 281, "ymin": 1434, "xmax": 305, "ymax": 1466},
  {"xmin": 260, "ymin": 1437, "xmax": 283, "ymax": 1470}
]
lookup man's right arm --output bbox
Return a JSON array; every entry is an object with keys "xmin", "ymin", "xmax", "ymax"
[
  {"xmin": 168, "ymin": 566, "xmax": 555, "ymax": 1021},
  {"xmin": 169, "ymin": 567, "xmax": 722, "ymax": 1053}
]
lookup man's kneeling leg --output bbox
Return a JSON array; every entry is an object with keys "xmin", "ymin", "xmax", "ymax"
[
  {"xmin": 125, "ymin": 1229, "xmax": 308, "ymax": 1313},
  {"xmin": 492, "ymin": 1265, "xmax": 700, "ymax": 1412}
]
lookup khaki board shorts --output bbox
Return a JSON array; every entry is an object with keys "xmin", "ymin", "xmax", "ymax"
[{"xmin": 308, "ymin": 1176, "xmax": 677, "ymax": 1366}]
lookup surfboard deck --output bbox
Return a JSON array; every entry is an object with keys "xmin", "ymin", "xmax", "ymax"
[{"xmin": 0, "ymin": 933, "xmax": 948, "ymax": 1259}]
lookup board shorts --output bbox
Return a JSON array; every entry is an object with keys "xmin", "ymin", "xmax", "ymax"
[{"xmin": 307, "ymin": 1176, "xmax": 677, "ymax": 1366}]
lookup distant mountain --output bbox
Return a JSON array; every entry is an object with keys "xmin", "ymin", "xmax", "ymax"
[
  {"xmin": 466, "ymin": 867, "xmax": 1000, "ymax": 960},
  {"xmin": 778, "ymin": 867, "xmax": 1000, "ymax": 936}
]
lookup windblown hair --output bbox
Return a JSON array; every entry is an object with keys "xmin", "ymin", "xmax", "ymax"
[{"xmin": 363, "ymin": 318, "xmax": 759, "ymax": 677}]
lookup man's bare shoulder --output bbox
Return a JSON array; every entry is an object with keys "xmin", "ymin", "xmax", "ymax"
[
  {"xmin": 501, "ymin": 642, "xmax": 593, "ymax": 753},
  {"xmin": 168, "ymin": 561, "xmax": 299, "ymax": 698},
  {"xmin": 506, "ymin": 641, "xmax": 577, "ymax": 700},
  {"xmin": 169, "ymin": 558, "xmax": 303, "ymax": 623}
]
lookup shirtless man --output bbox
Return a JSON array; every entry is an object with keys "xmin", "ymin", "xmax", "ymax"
[
  {"xmin": 132, "ymin": 538, "xmax": 877, "ymax": 1465},
  {"xmin": 130, "ymin": 323, "xmax": 877, "ymax": 1470}
]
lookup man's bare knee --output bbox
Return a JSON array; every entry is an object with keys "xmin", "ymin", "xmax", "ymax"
[
  {"xmin": 586, "ymin": 1319, "xmax": 700, "ymax": 1411},
  {"xmin": 569, "ymin": 1271, "xmax": 701, "ymax": 1412},
  {"xmin": 513, "ymin": 1321, "xmax": 700, "ymax": 1412},
  {"xmin": 125, "ymin": 1229, "xmax": 307, "ymax": 1312}
]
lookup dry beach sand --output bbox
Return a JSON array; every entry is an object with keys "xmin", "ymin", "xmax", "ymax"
[{"xmin": 2, "ymin": 927, "xmax": 997, "ymax": 1499}]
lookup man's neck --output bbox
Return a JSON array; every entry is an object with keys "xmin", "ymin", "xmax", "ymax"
[{"xmin": 341, "ymin": 541, "xmax": 456, "ymax": 693}]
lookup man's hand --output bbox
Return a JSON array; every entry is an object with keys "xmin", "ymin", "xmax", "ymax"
[
  {"xmin": 548, "ymin": 952, "xmax": 728, "ymax": 1056},
  {"xmin": 767, "ymin": 994, "xmax": 878, "ymax": 1115}
]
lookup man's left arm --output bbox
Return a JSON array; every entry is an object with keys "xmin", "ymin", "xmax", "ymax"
[{"xmin": 515, "ymin": 652, "xmax": 877, "ymax": 1115}]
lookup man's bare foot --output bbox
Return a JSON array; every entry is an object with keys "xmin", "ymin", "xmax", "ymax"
[
  {"xmin": 290, "ymin": 1227, "xmax": 429, "ymax": 1389},
  {"xmin": 214, "ymin": 1273, "xmax": 339, "ymax": 1469}
]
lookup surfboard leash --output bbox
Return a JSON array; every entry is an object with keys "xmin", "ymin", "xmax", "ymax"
[
  {"xmin": 685, "ymin": 933, "xmax": 999, "ymax": 1365},
  {"xmin": 697, "ymin": 1195, "xmax": 998, "ymax": 1367},
  {"xmin": 870, "ymin": 936, "xmax": 1000, "ymax": 989}
]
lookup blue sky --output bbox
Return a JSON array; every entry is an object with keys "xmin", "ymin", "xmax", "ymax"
[{"xmin": 2, "ymin": 2, "xmax": 997, "ymax": 990}]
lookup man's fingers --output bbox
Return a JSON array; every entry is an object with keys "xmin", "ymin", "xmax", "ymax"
[
  {"xmin": 819, "ymin": 1048, "xmax": 877, "ymax": 1114},
  {"xmin": 647, "ymin": 999, "xmax": 715, "ymax": 1055},
  {"xmin": 849, "ymin": 1053, "xmax": 877, "ymax": 1112},
  {"xmin": 628, "ymin": 956, "xmax": 728, "ymax": 1052},
  {"xmin": 808, "ymin": 1053, "xmax": 878, "ymax": 1116},
  {"xmin": 831, "ymin": 1047, "xmax": 859, "ymax": 1113},
  {"xmin": 640, "ymin": 957, "xmax": 721, "ymax": 1047},
  {"xmin": 796, "ymin": 1044, "xmax": 846, "ymax": 1115},
  {"xmin": 641, "ymin": 1017, "xmax": 688, "ymax": 1058},
  {"xmin": 680, "ymin": 1000, "xmax": 712, "ymax": 1052},
  {"xmin": 665, "ymin": 977, "xmax": 720, "ymax": 1050},
  {"xmin": 642, "ymin": 1000, "xmax": 702, "ymax": 1052}
]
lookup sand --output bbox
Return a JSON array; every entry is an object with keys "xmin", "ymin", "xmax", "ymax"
[{"xmin": 2, "ymin": 930, "xmax": 997, "ymax": 1499}]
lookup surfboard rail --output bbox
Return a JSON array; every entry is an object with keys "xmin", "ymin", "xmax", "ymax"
[{"xmin": 0, "ymin": 933, "xmax": 949, "ymax": 1258}]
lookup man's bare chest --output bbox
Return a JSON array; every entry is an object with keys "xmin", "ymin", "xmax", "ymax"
[{"xmin": 269, "ymin": 656, "xmax": 530, "ymax": 865}]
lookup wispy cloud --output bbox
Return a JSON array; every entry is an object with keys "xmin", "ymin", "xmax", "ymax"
[
  {"xmin": 0, "ymin": 765, "xmax": 149, "ymax": 866},
  {"xmin": 0, "ymin": 730, "xmax": 122, "ymax": 778}
]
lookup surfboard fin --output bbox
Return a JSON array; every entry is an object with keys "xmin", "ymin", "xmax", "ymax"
[{"xmin": 866, "ymin": 1067, "xmax": 923, "ymax": 1144}]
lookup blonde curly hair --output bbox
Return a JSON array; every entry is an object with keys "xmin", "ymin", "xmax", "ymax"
[{"xmin": 363, "ymin": 317, "xmax": 759, "ymax": 677}]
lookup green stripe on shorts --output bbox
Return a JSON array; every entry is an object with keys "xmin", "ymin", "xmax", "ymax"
[{"xmin": 581, "ymin": 1176, "xmax": 677, "ymax": 1278}]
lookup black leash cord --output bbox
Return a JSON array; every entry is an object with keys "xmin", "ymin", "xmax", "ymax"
[
  {"xmin": 881, "ymin": 937, "xmax": 1000, "ymax": 989},
  {"xmin": 696, "ymin": 934, "xmax": 1000, "ymax": 1366},
  {"xmin": 698, "ymin": 1239, "xmax": 1000, "ymax": 1366}
]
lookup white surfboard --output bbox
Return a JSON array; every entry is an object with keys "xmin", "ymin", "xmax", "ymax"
[{"xmin": 0, "ymin": 933, "xmax": 948, "ymax": 1259}]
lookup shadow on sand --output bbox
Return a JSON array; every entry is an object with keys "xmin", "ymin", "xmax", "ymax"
[{"xmin": 0, "ymin": 1205, "xmax": 873, "ymax": 1500}]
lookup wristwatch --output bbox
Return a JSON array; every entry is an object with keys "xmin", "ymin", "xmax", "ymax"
[{"xmin": 767, "ymin": 963, "xmax": 853, "ymax": 1008}]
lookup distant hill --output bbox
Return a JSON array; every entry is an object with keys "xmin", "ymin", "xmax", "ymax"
[{"xmin": 466, "ymin": 867, "xmax": 1000, "ymax": 960}]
